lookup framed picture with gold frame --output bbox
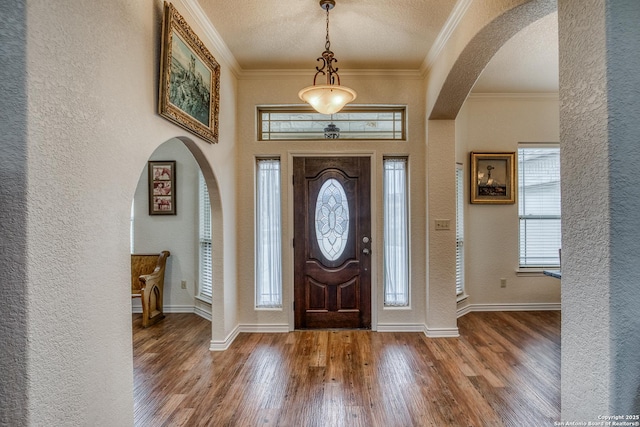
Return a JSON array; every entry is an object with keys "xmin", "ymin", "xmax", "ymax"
[
  {"xmin": 159, "ymin": 2, "xmax": 220, "ymax": 143},
  {"xmin": 149, "ymin": 161, "xmax": 176, "ymax": 215},
  {"xmin": 470, "ymin": 152, "xmax": 516, "ymax": 204}
]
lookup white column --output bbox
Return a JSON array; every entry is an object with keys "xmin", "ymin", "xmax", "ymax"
[{"xmin": 425, "ymin": 120, "xmax": 459, "ymax": 336}]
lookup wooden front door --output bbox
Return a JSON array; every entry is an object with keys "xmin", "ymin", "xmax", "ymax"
[{"xmin": 293, "ymin": 157, "xmax": 371, "ymax": 329}]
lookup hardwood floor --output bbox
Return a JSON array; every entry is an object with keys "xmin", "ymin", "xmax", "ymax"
[{"xmin": 133, "ymin": 311, "xmax": 560, "ymax": 426}]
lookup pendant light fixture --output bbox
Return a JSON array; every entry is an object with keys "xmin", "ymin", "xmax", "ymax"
[{"xmin": 298, "ymin": 0, "xmax": 357, "ymax": 115}]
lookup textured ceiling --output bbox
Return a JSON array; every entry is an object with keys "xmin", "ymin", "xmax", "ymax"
[
  {"xmin": 197, "ymin": 0, "xmax": 559, "ymax": 93},
  {"xmin": 199, "ymin": 0, "xmax": 458, "ymax": 70}
]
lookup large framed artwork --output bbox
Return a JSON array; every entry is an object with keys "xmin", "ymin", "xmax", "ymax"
[
  {"xmin": 159, "ymin": 2, "xmax": 220, "ymax": 143},
  {"xmin": 149, "ymin": 161, "xmax": 176, "ymax": 215},
  {"xmin": 470, "ymin": 152, "xmax": 516, "ymax": 204}
]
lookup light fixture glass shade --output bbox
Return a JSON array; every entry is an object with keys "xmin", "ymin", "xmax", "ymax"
[{"xmin": 298, "ymin": 84, "xmax": 357, "ymax": 115}]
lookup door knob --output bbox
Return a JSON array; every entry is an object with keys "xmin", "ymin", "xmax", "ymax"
[{"xmin": 362, "ymin": 248, "xmax": 370, "ymax": 255}]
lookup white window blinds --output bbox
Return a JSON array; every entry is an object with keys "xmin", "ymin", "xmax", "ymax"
[
  {"xmin": 199, "ymin": 171, "xmax": 213, "ymax": 299},
  {"xmin": 256, "ymin": 159, "xmax": 283, "ymax": 308},
  {"xmin": 455, "ymin": 165, "xmax": 464, "ymax": 296},
  {"xmin": 518, "ymin": 146, "xmax": 561, "ymax": 267},
  {"xmin": 383, "ymin": 158, "xmax": 409, "ymax": 307}
]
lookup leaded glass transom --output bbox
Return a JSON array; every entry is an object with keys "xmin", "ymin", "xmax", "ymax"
[{"xmin": 315, "ymin": 179, "xmax": 349, "ymax": 261}]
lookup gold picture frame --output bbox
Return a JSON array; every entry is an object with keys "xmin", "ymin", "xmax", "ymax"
[
  {"xmin": 159, "ymin": 2, "xmax": 220, "ymax": 143},
  {"xmin": 470, "ymin": 152, "xmax": 516, "ymax": 204},
  {"xmin": 148, "ymin": 161, "xmax": 176, "ymax": 215}
]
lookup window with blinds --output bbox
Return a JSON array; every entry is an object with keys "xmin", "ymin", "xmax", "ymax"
[
  {"xmin": 455, "ymin": 165, "xmax": 464, "ymax": 296},
  {"xmin": 518, "ymin": 146, "xmax": 561, "ymax": 267},
  {"xmin": 383, "ymin": 157, "xmax": 409, "ymax": 307},
  {"xmin": 199, "ymin": 172, "xmax": 213, "ymax": 299},
  {"xmin": 255, "ymin": 159, "xmax": 282, "ymax": 308}
]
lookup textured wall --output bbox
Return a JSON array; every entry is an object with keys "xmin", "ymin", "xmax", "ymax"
[
  {"xmin": 559, "ymin": 0, "xmax": 612, "ymax": 420},
  {"xmin": 426, "ymin": 120, "xmax": 458, "ymax": 333},
  {"xmin": 0, "ymin": 1, "xmax": 29, "ymax": 425},
  {"xmin": 605, "ymin": 0, "xmax": 640, "ymax": 415},
  {"xmin": 426, "ymin": 0, "xmax": 556, "ymax": 120},
  {"xmin": 0, "ymin": 0, "xmax": 238, "ymax": 425}
]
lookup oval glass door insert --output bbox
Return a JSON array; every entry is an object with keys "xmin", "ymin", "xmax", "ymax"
[{"xmin": 315, "ymin": 178, "xmax": 349, "ymax": 261}]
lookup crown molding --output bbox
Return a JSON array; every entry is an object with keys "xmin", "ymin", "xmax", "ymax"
[
  {"xmin": 181, "ymin": 0, "xmax": 242, "ymax": 78},
  {"xmin": 420, "ymin": 0, "xmax": 473, "ymax": 77},
  {"xmin": 239, "ymin": 68, "xmax": 423, "ymax": 80}
]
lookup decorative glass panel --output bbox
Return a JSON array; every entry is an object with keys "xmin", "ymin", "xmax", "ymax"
[
  {"xmin": 315, "ymin": 179, "xmax": 349, "ymax": 261},
  {"xmin": 258, "ymin": 107, "xmax": 405, "ymax": 140}
]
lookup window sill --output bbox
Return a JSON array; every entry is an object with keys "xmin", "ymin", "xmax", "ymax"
[
  {"xmin": 457, "ymin": 293, "xmax": 469, "ymax": 303},
  {"xmin": 195, "ymin": 295, "xmax": 212, "ymax": 305},
  {"xmin": 383, "ymin": 305, "xmax": 411, "ymax": 310},
  {"xmin": 515, "ymin": 268, "xmax": 560, "ymax": 277},
  {"xmin": 255, "ymin": 306, "xmax": 283, "ymax": 311}
]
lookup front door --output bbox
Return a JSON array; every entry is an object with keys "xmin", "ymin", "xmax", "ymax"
[{"xmin": 293, "ymin": 157, "xmax": 371, "ymax": 329}]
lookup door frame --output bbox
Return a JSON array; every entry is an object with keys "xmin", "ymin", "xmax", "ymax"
[{"xmin": 286, "ymin": 151, "xmax": 378, "ymax": 331}]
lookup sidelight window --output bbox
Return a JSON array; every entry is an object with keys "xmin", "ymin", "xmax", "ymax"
[
  {"xmin": 255, "ymin": 159, "xmax": 283, "ymax": 308},
  {"xmin": 383, "ymin": 157, "xmax": 409, "ymax": 307}
]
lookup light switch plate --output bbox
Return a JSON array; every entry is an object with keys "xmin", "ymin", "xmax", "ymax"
[{"xmin": 435, "ymin": 219, "xmax": 451, "ymax": 230}]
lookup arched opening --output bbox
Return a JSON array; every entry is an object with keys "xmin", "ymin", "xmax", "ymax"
[
  {"xmin": 424, "ymin": 0, "xmax": 559, "ymax": 334},
  {"xmin": 130, "ymin": 137, "xmax": 223, "ymax": 326}
]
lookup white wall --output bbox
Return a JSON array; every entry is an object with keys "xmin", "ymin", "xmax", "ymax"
[
  {"xmin": 132, "ymin": 140, "xmax": 201, "ymax": 311},
  {"xmin": 456, "ymin": 95, "xmax": 561, "ymax": 308},
  {"xmin": 0, "ymin": 0, "xmax": 238, "ymax": 425}
]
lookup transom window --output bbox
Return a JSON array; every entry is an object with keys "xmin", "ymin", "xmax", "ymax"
[{"xmin": 258, "ymin": 106, "xmax": 405, "ymax": 141}]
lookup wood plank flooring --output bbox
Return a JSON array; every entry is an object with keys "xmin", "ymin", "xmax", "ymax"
[{"xmin": 133, "ymin": 311, "xmax": 560, "ymax": 426}]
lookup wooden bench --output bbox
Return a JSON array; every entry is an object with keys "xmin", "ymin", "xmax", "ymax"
[{"xmin": 131, "ymin": 251, "xmax": 170, "ymax": 327}]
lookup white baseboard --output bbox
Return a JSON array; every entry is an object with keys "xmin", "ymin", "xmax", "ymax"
[
  {"xmin": 377, "ymin": 323, "xmax": 425, "ymax": 332},
  {"xmin": 194, "ymin": 305, "xmax": 212, "ymax": 321},
  {"xmin": 458, "ymin": 302, "xmax": 561, "ymax": 317},
  {"xmin": 209, "ymin": 325, "xmax": 240, "ymax": 352},
  {"xmin": 424, "ymin": 326, "xmax": 460, "ymax": 338},
  {"xmin": 209, "ymin": 324, "xmax": 289, "ymax": 351},
  {"xmin": 131, "ymin": 304, "xmax": 196, "ymax": 314},
  {"xmin": 239, "ymin": 324, "xmax": 290, "ymax": 333}
]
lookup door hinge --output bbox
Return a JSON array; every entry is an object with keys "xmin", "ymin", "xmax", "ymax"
[{"xmin": 292, "ymin": 237, "xmax": 295, "ymax": 248}]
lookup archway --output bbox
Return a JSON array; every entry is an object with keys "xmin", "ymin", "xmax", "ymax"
[
  {"xmin": 130, "ymin": 137, "xmax": 223, "ymax": 326},
  {"xmin": 423, "ymin": 0, "xmax": 557, "ymax": 334}
]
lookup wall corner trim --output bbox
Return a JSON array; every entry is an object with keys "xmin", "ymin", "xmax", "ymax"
[{"xmin": 209, "ymin": 325, "xmax": 241, "ymax": 351}]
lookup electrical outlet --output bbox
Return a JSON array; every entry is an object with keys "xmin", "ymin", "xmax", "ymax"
[
  {"xmin": 181, "ymin": 280, "xmax": 187, "ymax": 289},
  {"xmin": 500, "ymin": 278, "xmax": 507, "ymax": 288},
  {"xmin": 435, "ymin": 219, "xmax": 451, "ymax": 230}
]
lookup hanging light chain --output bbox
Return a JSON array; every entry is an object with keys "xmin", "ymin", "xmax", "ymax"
[{"xmin": 325, "ymin": 3, "xmax": 331, "ymax": 51}]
